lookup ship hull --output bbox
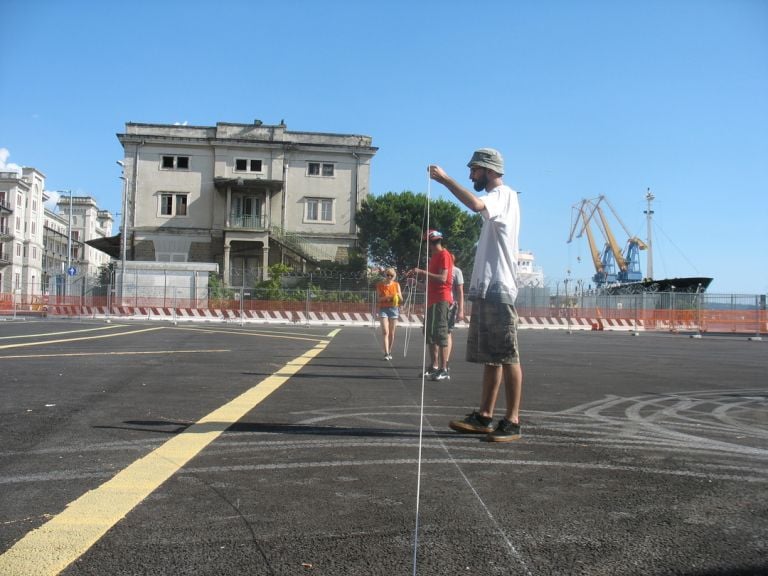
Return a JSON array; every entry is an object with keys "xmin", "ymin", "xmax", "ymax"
[{"xmin": 601, "ymin": 277, "xmax": 713, "ymax": 295}]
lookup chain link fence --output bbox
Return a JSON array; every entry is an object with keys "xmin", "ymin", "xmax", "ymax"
[{"xmin": 2, "ymin": 273, "xmax": 765, "ymax": 335}]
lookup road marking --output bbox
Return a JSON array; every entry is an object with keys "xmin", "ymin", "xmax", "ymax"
[
  {"xmin": 0, "ymin": 327, "xmax": 164, "ymax": 351},
  {"xmin": 0, "ymin": 324, "xmax": 127, "ymax": 340},
  {"xmin": 0, "ymin": 349, "xmax": 230, "ymax": 360},
  {"xmin": 0, "ymin": 334, "xmax": 336, "ymax": 576},
  {"xmin": 171, "ymin": 325, "xmax": 329, "ymax": 343}
]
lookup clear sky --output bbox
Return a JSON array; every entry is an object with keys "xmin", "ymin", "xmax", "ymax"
[{"xmin": 2, "ymin": 0, "xmax": 766, "ymax": 294}]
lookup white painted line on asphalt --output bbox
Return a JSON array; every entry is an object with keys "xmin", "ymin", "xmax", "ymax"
[{"xmin": 0, "ymin": 330, "xmax": 338, "ymax": 576}]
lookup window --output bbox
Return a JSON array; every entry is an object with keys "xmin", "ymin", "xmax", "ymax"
[
  {"xmin": 161, "ymin": 155, "xmax": 190, "ymax": 170},
  {"xmin": 308, "ymin": 162, "xmax": 335, "ymax": 177},
  {"xmin": 161, "ymin": 194, "xmax": 173, "ymax": 215},
  {"xmin": 235, "ymin": 158, "xmax": 263, "ymax": 173},
  {"xmin": 176, "ymin": 195, "xmax": 188, "ymax": 216},
  {"xmin": 305, "ymin": 198, "xmax": 334, "ymax": 223},
  {"xmin": 156, "ymin": 253, "xmax": 187, "ymax": 263},
  {"xmin": 159, "ymin": 193, "xmax": 189, "ymax": 217}
]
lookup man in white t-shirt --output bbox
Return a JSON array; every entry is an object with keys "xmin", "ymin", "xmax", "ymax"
[
  {"xmin": 429, "ymin": 148, "xmax": 523, "ymax": 442},
  {"xmin": 444, "ymin": 264, "xmax": 464, "ymax": 370}
]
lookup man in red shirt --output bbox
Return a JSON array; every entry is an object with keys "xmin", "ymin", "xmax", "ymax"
[{"xmin": 409, "ymin": 229, "xmax": 454, "ymax": 381}]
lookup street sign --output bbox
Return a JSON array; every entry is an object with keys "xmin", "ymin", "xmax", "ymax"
[{"xmin": 67, "ymin": 266, "xmax": 77, "ymax": 276}]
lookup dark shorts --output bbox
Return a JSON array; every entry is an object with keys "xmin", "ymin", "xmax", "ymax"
[
  {"xmin": 466, "ymin": 300, "xmax": 520, "ymax": 365},
  {"xmin": 425, "ymin": 301, "xmax": 450, "ymax": 346},
  {"xmin": 447, "ymin": 302, "xmax": 458, "ymax": 331}
]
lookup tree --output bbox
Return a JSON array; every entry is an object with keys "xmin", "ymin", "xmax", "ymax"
[{"xmin": 356, "ymin": 191, "xmax": 482, "ymax": 273}]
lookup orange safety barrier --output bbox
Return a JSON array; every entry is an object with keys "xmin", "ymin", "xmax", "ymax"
[{"xmin": 3, "ymin": 292, "xmax": 766, "ymax": 335}]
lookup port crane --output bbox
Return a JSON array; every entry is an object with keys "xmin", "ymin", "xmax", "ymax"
[{"xmin": 567, "ymin": 195, "xmax": 648, "ymax": 288}]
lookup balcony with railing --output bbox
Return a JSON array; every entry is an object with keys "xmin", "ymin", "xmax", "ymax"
[
  {"xmin": 224, "ymin": 213, "xmax": 337, "ymax": 266},
  {"xmin": 228, "ymin": 214, "xmax": 268, "ymax": 230}
]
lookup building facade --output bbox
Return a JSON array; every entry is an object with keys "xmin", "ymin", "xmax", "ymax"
[
  {"xmin": 117, "ymin": 120, "xmax": 377, "ymax": 286},
  {"xmin": 0, "ymin": 168, "xmax": 45, "ymax": 296},
  {"xmin": 0, "ymin": 167, "xmax": 113, "ymax": 298},
  {"xmin": 44, "ymin": 196, "xmax": 114, "ymax": 296}
]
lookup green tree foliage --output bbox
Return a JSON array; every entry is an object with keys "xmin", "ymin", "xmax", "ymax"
[
  {"xmin": 357, "ymin": 191, "xmax": 482, "ymax": 273},
  {"xmin": 253, "ymin": 263, "xmax": 295, "ymax": 300},
  {"xmin": 208, "ymin": 272, "xmax": 235, "ymax": 300}
]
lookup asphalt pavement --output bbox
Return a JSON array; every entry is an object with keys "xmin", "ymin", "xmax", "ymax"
[{"xmin": 0, "ymin": 319, "xmax": 766, "ymax": 576}]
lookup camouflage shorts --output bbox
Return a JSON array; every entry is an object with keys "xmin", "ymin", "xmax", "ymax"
[
  {"xmin": 466, "ymin": 300, "xmax": 520, "ymax": 365},
  {"xmin": 425, "ymin": 301, "xmax": 450, "ymax": 347}
]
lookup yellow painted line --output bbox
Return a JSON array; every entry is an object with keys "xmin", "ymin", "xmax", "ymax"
[
  {"xmin": 0, "ymin": 333, "xmax": 336, "ymax": 576},
  {"xmin": 0, "ymin": 325, "xmax": 127, "ymax": 341},
  {"xmin": 0, "ymin": 349, "xmax": 230, "ymax": 360},
  {"xmin": 0, "ymin": 327, "xmax": 164, "ymax": 351}
]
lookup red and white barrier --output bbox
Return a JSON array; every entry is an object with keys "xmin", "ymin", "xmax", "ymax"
[{"xmin": 45, "ymin": 305, "xmax": 645, "ymax": 331}]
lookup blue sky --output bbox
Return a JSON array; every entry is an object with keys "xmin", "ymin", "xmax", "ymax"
[{"xmin": 2, "ymin": 0, "xmax": 766, "ymax": 293}]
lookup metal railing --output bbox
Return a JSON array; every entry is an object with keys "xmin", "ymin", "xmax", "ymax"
[
  {"xmin": 269, "ymin": 226, "xmax": 337, "ymax": 263},
  {"xmin": 228, "ymin": 214, "xmax": 267, "ymax": 229}
]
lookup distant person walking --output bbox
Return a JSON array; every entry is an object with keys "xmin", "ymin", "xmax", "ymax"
[
  {"xmin": 429, "ymin": 148, "xmax": 523, "ymax": 441},
  {"xmin": 409, "ymin": 230, "xmax": 453, "ymax": 381},
  {"xmin": 376, "ymin": 268, "xmax": 403, "ymax": 360}
]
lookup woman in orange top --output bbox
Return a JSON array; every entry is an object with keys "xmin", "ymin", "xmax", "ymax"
[{"xmin": 376, "ymin": 267, "xmax": 403, "ymax": 360}]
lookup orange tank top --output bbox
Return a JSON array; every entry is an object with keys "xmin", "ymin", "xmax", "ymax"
[{"xmin": 377, "ymin": 281, "xmax": 401, "ymax": 306}]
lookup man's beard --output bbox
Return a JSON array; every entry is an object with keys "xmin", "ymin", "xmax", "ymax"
[{"xmin": 472, "ymin": 172, "xmax": 488, "ymax": 192}]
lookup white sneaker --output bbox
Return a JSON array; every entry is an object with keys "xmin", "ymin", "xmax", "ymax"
[{"xmin": 431, "ymin": 369, "xmax": 451, "ymax": 381}]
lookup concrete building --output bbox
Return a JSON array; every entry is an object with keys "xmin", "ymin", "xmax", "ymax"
[
  {"xmin": 116, "ymin": 120, "xmax": 377, "ymax": 287},
  {"xmin": 0, "ymin": 168, "xmax": 45, "ymax": 296},
  {"xmin": 0, "ymin": 167, "xmax": 113, "ymax": 299},
  {"xmin": 44, "ymin": 196, "xmax": 113, "ymax": 296}
]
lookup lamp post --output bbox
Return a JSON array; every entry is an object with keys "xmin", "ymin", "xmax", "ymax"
[
  {"xmin": 66, "ymin": 190, "xmax": 72, "ymax": 299},
  {"xmin": 117, "ymin": 161, "xmax": 127, "ymax": 298},
  {"xmin": 565, "ymin": 269, "xmax": 572, "ymax": 334}
]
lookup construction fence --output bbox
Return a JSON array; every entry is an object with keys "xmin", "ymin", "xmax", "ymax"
[{"xmin": 2, "ymin": 277, "xmax": 765, "ymax": 335}]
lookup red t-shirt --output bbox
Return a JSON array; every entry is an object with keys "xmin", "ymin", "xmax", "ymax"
[{"xmin": 427, "ymin": 249, "xmax": 453, "ymax": 305}]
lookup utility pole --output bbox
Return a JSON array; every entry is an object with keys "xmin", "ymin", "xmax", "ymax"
[
  {"xmin": 66, "ymin": 190, "xmax": 73, "ymax": 298},
  {"xmin": 644, "ymin": 188, "xmax": 655, "ymax": 281},
  {"xmin": 117, "ymin": 160, "xmax": 127, "ymax": 297}
]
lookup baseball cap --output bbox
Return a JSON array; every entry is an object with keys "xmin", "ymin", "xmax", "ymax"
[
  {"xmin": 425, "ymin": 229, "xmax": 443, "ymax": 241},
  {"xmin": 467, "ymin": 148, "xmax": 504, "ymax": 175}
]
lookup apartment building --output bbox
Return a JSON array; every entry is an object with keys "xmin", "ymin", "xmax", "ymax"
[
  {"xmin": 0, "ymin": 167, "xmax": 113, "ymax": 298},
  {"xmin": 116, "ymin": 120, "xmax": 378, "ymax": 286},
  {"xmin": 0, "ymin": 168, "xmax": 45, "ymax": 296},
  {"xmin": 44, "ymin": 196, "xmax": 114, "ymax": 295}
]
